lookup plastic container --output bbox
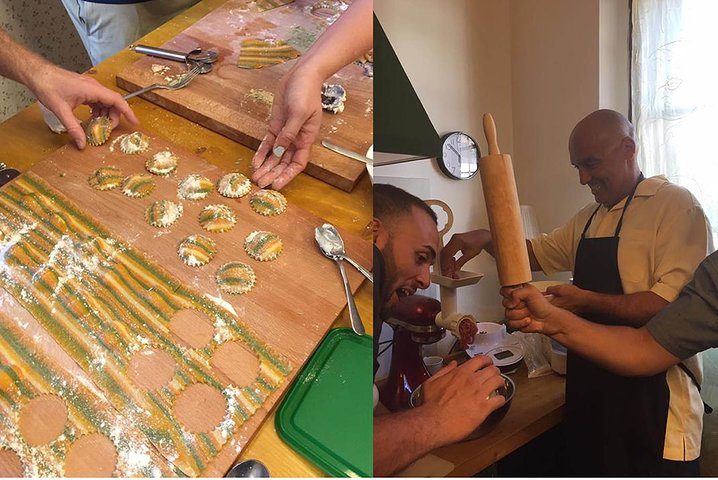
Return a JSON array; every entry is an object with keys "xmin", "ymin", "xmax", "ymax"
[{"xmin": 276, "ymin": 328, "xmax": 372, "ymax": 477}]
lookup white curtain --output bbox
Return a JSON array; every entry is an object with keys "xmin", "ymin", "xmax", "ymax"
[{"xmin": 632, "ymin": 0, "xmax": 718, "ymax": 243}]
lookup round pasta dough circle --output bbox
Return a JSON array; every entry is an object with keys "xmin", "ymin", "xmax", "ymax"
[
  {"xmin": 244, "ymin": 230, "xmax": 283, "ymax": 262},
  {"xmin": 178, "ymin": 174, "xmax": 213, "ymax": 201},
  {"xmin": 145, "ymin": 199, "xmax": 183, "ymax": 228},
  {"xmin": 88, "ymin": 166, "xmax": 123, "ymax": 191},
  {"xmin": 199, "ymin": 204, "xmax": 236, "ymax": 233},
  {"xmin": 217, "ymin": 173, "xmax": 251, "ymax": 198},
  {"xmin": 121, "ymin": 173, "xmax": 155, "ymax": 198},
  {"xmin": 178, "ymin": 234, "xmax": 217, "ymax": 266},
  {"xmin": 215, "ymin": 262, "xmax": 256, "ymax": 294},
  {"xmin": 249, "ymin": 189, "xmax": 287, "ymax": 216},
  {"xmin": 119, "ymin": 131, "xmax": 150, "ymax": 154},
  {"xmin": 146, "ymin": 150, "xmax": 178, "ymax": 176}
]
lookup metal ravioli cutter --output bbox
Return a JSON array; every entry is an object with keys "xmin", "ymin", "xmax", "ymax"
[{"xmin": 130, "ymin": 44, "xmax": 219, "ymax": 73}]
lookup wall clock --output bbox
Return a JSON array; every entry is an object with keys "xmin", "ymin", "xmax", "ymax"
[{"xmin": 438, "ymin": 132, "xmax": 479, "ymax": 180}]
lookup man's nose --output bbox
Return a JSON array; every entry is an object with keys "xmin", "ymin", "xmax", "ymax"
[
  {"xmin": 578, "ymin": 168, "xmax": 591, "ymax": 185},
  {"xmin": 417, "ymin": 266, "xmax": 431, "ymax": 289}
]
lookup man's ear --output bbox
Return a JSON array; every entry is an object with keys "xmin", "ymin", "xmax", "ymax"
[
  {"xmin": 622, "ymin": 136, "xmax": 637, "ymax": 158},
  {"xmin": 373, "ymin": 217, "xmax": 388, "ymax": 248}
]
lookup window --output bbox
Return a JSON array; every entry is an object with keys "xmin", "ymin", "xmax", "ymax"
[{"xmin": 632, "ymin": 0, "xmax": 718, "ymax": 245}]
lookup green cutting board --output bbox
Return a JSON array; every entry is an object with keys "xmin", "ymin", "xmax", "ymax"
[{"xmin": 276, "ymin": 328, "xmax": 373, "ymax": 477}]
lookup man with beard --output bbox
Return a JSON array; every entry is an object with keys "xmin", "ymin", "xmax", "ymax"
[
  {"xmin": 372, "ymin": 184, "xmax": 505, "ymax": 476},
  {"xmin": 440, "ymin": 110, "xmax": 712, "ymax": 476}
]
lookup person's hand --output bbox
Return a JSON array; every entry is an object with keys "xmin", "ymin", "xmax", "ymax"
[
  {"xmin": 440, "ymin": 229, "xmax": 491, "ymax": 278},
  {"xmin": 418, "ymin": 355, "xmax": 505, "ymax": 444},
  {"xmin": 543, "ymin": 283, "xmax": 588, "ymax": 313},
  {"xmin": 29, "ymin": 64, "xmax": 138, "ymax": 149},
  {"xmin": 501, "ymin": 284, "xmax": 563, "ymax": 335},
  {"xmin": 250, "ymin": 69, "xmax": 323, "ymax": 190}
]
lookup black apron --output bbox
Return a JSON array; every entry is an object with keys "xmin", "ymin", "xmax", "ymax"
[{"xmin": 565, "ymin": 174, "xmax": 696, "ymax": 476}]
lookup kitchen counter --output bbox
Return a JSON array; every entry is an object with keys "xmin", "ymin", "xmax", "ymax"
[
  {"xmin": 0, "ymin": 0, "xmax": 371, "ymax": 476},
  {"xmin": 392, "ymin": 363, "xmax": 565, "ymax": 477}
]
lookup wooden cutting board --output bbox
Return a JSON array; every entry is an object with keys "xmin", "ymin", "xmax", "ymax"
[
  {"xmin": 116, "ymin": 0, "xmax": 373, "ymax": 192},
  {"xmin": 0, "ymin": 126, "xmax": 371, "ymax": 476}
]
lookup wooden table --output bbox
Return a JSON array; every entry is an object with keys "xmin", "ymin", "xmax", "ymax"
[
  {"xmin": 0, "ymin": 1, "xmax": 371, "ymax": 477},
  {"xmin": 390, "ymin": 363, "xmax": 565, "ymax": 477}
]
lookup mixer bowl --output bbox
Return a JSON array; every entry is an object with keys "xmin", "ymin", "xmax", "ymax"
[{"xmin": 409, "ymin": 374, "xmax": 515, "ymax": 440}]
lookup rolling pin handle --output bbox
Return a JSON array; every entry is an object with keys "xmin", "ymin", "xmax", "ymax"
[{"xmin": 483, "ymin": 113, "xmax": 501, "ymax": 155}]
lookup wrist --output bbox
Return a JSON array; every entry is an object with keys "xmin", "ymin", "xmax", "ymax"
[
  {"xmin": 290, "ymin": 58, "xmax": 332, "ymax": 87},
  {"xmin": 22, "ymin": 59, "xmax": 54, "ymax": 98},
  {"xmin": 412, "ymin": 405, "xmax": 451, "ymax": 448},
  {"xmin": 414, "ymin": 402, "xmax": 468, "ymax": 447},
  {"xmin": 552, "ymin": 307, "xmax": 585, "ymax": 345},
  {"xmin": 576, "ymin": 288, "xmax": 595, "ymax": 315}
]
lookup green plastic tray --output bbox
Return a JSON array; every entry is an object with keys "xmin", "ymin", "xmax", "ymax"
[{"xmin": 276, "ymin": 328, "xmax": 372, "ymax": 477}]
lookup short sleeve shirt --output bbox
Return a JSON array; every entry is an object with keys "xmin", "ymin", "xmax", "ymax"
[
  {"xmin": 530, "ymin": 175, "xmax": 713, "ymax": 461},
  {"xmin": 648, "ymin": 251, "xmax": 718, "ymax": 360},
  {"xmin": 530, "ymin": 175, "xmax": 712, "ymax": 300}
]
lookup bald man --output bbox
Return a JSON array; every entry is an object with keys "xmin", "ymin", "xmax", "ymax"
[{"xmin": 440, "ymin": 110, "xmax": 712, "ymax": 476}]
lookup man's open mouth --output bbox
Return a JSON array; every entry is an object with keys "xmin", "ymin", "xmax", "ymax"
[{"xmin": 396, "ymin": 287, "xmax": 413, "ymax": 298}]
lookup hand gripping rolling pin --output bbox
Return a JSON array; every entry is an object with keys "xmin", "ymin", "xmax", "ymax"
[{"xmin": 479, "ymin": 113, "xmax": 532, "ymax": 288}]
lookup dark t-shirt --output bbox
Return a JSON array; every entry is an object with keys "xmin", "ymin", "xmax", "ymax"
[
  {"xmin": 374, "ymin": 245, "xmax": 385, "ymax": 376},
  {"xmin": 647, "ymin": 250, "xmax": 718, "ymax": 359}
]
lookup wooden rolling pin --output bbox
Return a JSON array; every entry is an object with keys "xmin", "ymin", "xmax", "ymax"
[{"xmin": 479, "ymin": 113, "xmax": 532, "ymax": 287}]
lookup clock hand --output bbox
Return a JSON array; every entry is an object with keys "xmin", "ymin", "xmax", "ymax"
[{"xmin": 448, "ymin": 144, "xmax": 460, "ymax": 156}]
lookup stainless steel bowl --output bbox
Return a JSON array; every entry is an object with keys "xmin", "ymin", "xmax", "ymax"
[{"xmin": 409, "ymin": 373, "xmax": 515, "ymax": 440}]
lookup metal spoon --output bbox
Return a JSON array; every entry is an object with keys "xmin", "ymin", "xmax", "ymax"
[
  {"xmin": 315, "ymin": 227, "xmax": 365, "ymax": 336},
  {"xmin": 316, "ymin": 223, "xmax": 373, "ymax": 283},
  {"xmin": 226, "ymin": 459, "xmax": 270, "ymax": 477}
]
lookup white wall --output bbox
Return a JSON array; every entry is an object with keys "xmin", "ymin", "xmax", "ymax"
[
  {"xmin": 511, "ymin": 0, "xmax": 630, "ymax": 232},
  {"xmin": 510, "ymin": 0, "xmax": 599, "ymax": 232},
  {"xmin": 599, "ymin": 0, "xmax": 631, "ymax": 115},
  {"xmin": 374, "ymin": 1, "xmax": 630, "ymax": 363},
  {"xmin": 374, "ymin": 0, "xmax": 514, "ymax": 329}
]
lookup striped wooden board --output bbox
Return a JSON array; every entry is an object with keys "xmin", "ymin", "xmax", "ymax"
[
  {"xmin": 0, "ymin": 314, "xmax": 179, "ymax": 477},
  {"xmin": 0, "ymin": 172, "xmax": 291, "ymax": 476},
  {"xmin": 0, "ymin": 126, "xmax": 370, "ymax": 476}
]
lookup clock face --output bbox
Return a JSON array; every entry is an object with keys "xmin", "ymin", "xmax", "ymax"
[{"xmin": 440, "ymin": 132, "xmax": 479, "ymax": 180}]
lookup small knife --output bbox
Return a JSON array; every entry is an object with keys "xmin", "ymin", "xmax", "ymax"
[{"xmin": 321, "ymin": 140, "xmax": 373, "ymax": 166}]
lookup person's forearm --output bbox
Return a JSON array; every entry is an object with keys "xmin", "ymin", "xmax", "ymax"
[
  {"xmin": 374, "ymin": 408, "xmax": 446, "ymax": 476},
  {"xmin": 292, "ymin": 0, "xmax": 372, "ymax": 82},
  {"xmin": 552, "ymin": 310, "xmax": 679, "ymax": 376},
  {"xmin": 578, "ymin": 290, "xmax": 668, "ymax": 327},
  {"xmin": 0, "ymin": 29, "xmax": 50, "ymax": 89}
]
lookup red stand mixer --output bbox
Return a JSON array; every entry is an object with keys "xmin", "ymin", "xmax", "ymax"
[{"xmin": 377, "ymin": 294, "xmax": 444, "ymax": 411}]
